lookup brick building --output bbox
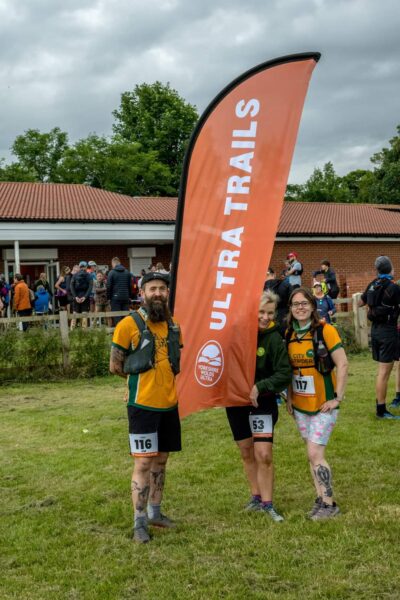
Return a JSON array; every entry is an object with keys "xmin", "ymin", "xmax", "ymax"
[
  {"xmin": 1, "ymin": 182, "xmax": 399, "ymax": 295},
  {"xmin": 0, "ymin": 182, "xmax": 175, "ymax": 289},
  {"xmin": 272, "ymin": 202, "xmax": 400, "ymax": 296}
]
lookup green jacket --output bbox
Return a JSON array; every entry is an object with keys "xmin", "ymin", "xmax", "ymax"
[{"xmin": 255, "ymin": 323, "xmax": 292, "ymax": 395}]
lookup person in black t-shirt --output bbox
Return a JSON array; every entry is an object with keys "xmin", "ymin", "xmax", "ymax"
[{"xmin": 359, "ymin": 256, "xmax": 400, "ymax": 420}]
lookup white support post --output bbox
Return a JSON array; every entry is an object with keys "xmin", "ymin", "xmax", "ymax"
[{"xmin": 14, "ymin": 240, "xmax": 20, "ymax": 275}]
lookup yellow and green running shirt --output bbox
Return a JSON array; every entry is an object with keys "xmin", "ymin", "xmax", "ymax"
[
  {"xmin": 112, "ymin": 310, "xmax": 182, "ymax": 411},
  {"xmin": 287, "ymin": 324, "xmax": 342, "ymax": 414}
]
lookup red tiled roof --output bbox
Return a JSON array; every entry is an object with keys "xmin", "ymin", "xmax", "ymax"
[
  {"xmin": 278, "ymin": 202, "xmax": 400, "ymax": 236},
  {"xmin": 1, "ymin": 182, "xmax": 400, "ymax": 236},
  {"xmin": 0, "ymin": 182, "xmax": 177, "ymax": 223}
]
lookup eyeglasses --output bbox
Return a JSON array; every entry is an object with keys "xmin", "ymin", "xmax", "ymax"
[{"xmin": 291, "ymin": 301, "xmax": 310, "ymax": 309}]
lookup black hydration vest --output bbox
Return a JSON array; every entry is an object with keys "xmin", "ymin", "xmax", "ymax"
[
  {"xmin": 123, "ymin": 311, "xmax": 181, "ymax": 375},
  {"xmin": 366, "ymin": 278, "xmax": 394, "ymax": 323}
]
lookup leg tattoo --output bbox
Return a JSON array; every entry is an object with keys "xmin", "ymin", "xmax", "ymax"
[
  {"xmin": 132, "ymin": 480, "xmax": 150, "ymax": 512},
  {"xmin": 314, "ymin": 464, "xmax": 333, "ymax": 498},
  {"xmin": 149, "ymin": 468, "xmax": 165, "ymax": 502}
]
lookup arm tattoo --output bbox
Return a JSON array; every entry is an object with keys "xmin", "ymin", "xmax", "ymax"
[
  {"xmin": 109, "ymin": 346, "xmax": 126, "ymax": 378},
  {"xmin": 131, "ymin": 480, "xmax": 150, "ymax": 511},
  {"xmin": 314, "ymin": 464, "xmax": 333, "ymax": 498}
]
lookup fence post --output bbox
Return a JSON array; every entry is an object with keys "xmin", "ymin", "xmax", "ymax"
[
  {"xmin": 352, "ymin": 293, "xmax": 368, "ymax": 349},
  {"xmin": 59, "ymin": 311, "xmax": 70, "ymax": 370}
]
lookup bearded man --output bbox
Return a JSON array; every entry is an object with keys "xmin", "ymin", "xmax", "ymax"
[{"xmin": 110, "ymin": 272, "xmax": 183, "ymax": 543}]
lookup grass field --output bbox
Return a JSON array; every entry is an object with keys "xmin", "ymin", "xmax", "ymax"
[{"xmin": 1, "ymin": 353, "xmax": 400, "ymax": 600}]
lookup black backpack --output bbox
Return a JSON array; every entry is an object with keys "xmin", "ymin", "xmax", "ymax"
[
  {"xmin": 286, "ymin": 324, "xmax": 335, "ymax": 375},
  {"xmin": 293, "ymin": 262, "xmax": 303, "ymax": 276},
  {"xmin": 366, "ymin": 279, "xmax": 393, "ymax": 323}
]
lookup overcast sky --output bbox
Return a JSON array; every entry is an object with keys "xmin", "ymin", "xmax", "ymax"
[{"xmin": 1, "ymin": 0, "xmax": 399, "ymax": 183}]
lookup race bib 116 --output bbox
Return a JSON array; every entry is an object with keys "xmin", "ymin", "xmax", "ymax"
[{"xmin": 129, "ymin": 432, "xmax": 158, "ymax": 456}]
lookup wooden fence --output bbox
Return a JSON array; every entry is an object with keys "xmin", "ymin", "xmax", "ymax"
[
  {"xmin": 0, "ymin": 293, "xmax": 370, "ymax": 355},
  {"xmin": 331, "ymin": 293, "xmax": 369, "ymax": 348},
  {"xmin": 0, "ymin": 310, "xmax": 130, "ymax": 370}
]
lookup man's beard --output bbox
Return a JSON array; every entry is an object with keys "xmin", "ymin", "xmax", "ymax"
[{"xmin": 146, "ymin": 297, "xmax": 171, "ymax": 322}]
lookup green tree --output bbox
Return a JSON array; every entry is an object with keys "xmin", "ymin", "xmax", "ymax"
[
  {"xmin": 341, "ymin": 169, "xmax": 375, "ymax": 203},
  {"xmin": 300, "ymin": 162, "xmax": 351, "ymax": 203},
  {"xmin": 284, "ymin": 183, "xmax": 304, "ymax": 201},
  {"xmin": 112, "ymin": 82, "xmax": 198, "ymax": 193},
  {"xmin": 58, "ymin": 134, "xmax": 174, "ymax": 196},
  {"xmin": 0, "ymin": 159, "xmax": 37, "ymax": 182},
  {"xmin": 368, "ymin": 125, "xmax": 400, "ymax": 204},
  {"xmin": 11, "ymin": 127, "xmax": 69, "ymax": 182}
]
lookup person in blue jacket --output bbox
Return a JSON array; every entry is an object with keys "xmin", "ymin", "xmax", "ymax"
[{"xmin": 34, "ymin": 285, "xmax": 50, "ymax": 315}]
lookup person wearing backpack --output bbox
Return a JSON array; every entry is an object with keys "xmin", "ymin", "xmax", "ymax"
[
  {"xmin": 313, "ymin": 260, "xmax": 340, "ymax": 300},
  {"xmin": 286, "ymin": 287, "xmax": 348, "ymax": 520},
  {"xmin": 359, "ymin": 256, "xmax": 400, "ymax": 420},
  {"xmin": 285, "ymin": 252, "xmax": 303, "ymax": 289},
  {"xmin": 312, "ymin": 282, "xmax": 336, "ymax": 324},
  {"xmin": 109, "ymin": 271, "xmax": 182, "ymax": 544}
]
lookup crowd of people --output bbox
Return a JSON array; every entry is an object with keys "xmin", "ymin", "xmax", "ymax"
[
  {"xmin": 263, "ymin": 253, "xmax": 339, "ymax": 334},
  {"xmin": 0, "ymin": 258, "xmax": 171, "ymax": 330},
  {"xmin": 109, "ymin": 252, "xmax": 400, "ymax": 544},
  {"xmin": 3, "ymin": 249, "xmax": 399, "ymax": 544}
]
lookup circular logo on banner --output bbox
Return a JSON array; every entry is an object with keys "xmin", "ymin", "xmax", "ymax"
[
  {"xmin": 195, "ymin": 341, "xmax": 224, "ymax": 387},
  {"xmin": 306, "ymin": 349, "xmax": 314, "ymax": 358}
]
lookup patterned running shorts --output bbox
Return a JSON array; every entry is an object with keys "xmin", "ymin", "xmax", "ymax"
[{"xmin": 293, "ymin": 408, "xmax": 338, "ymax": 446}]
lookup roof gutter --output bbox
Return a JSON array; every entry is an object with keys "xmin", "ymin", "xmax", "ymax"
[{"xmin": 276, "ymin": 235, "xmax": 400, "ymax": 242}]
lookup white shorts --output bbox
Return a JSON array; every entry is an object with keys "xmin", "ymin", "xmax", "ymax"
[{"xmin": 293, "ymin": 409, "xmax": 338, "ymax": 446}]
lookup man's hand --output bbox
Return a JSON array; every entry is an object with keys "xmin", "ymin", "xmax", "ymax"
[{"xmin": 249, "ymin": 385, "xmax": 259, "ymax": 408}]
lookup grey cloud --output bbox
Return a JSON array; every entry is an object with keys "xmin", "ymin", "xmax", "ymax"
[{"xmin": 1, "ymin": 0, "xmax": 400, "ymax": 183}]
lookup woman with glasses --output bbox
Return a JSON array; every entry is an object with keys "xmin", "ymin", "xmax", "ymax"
[{"xmin": 286, "ymin": 287, "xmax": 348, "ymax": 520}]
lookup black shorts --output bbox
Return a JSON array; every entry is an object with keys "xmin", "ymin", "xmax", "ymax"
[
  {"xmin": 371, "ymin": 325, "xmax": 399, "ymax": 363},
  {"xmin": 127, "ymin": 405, "xmax": 181, "ymax": 456},
  {"xmin": 226, "ymin": 402, "xmax": 278, "ymax": 443},
  {"xmin": 57, "ymin": 295, "xmax": 70, "ymax": 307},
  {"xmin": 72, "ymin": 298, "xmax": 90, "ymax": 313}
]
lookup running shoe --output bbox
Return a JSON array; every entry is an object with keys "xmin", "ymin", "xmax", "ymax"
[
  {"xmin": 148, "ymin": 513, "xmax": 176, "ymax": 528},
  {"xmin": 389, "ymin": 398, "xmax": 400, "ymax": 409},
  {"xmin": 307, "ymin": 497, "xmax": 323, "ymax": 519},
  {"xmin": 376, "ymin": 410, "xmax": 400, "ymax": 420},
  {"xmin": 133, "ymin": 518, "xmax": 151, "ymax": 543},
  {"xmin": 244, "ymin": 497, "xmax": 262, "ymax": 512},
  {"xmin": 310, "ymin": 502, "xmax": 340, "ymax": 521},
  {"xmin": 261, "ymin": 504, "xmax": 284, "ymax": 522}
]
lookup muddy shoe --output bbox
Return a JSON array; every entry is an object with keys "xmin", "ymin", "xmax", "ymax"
[
  {"xmin": 244, "ymin": 497, "xmax": 262, "ymax": 512},
  {"xmin": 307, "ymin": 497, "xmax": 323, "ymax": 519},
  {"xmin": 310, "ymin": 502, "xmax": 340, "ymax": 521},
  {"xmin": 133, "ymin": 517, "xmax": 151, "ymax": 543},
  {"xmin": 260, "ymin": 504, "xmax": 284, "ymax": 522},
  {"xmin": 148, "ymin": 513, "xmax": 176, "ymax": 528}
]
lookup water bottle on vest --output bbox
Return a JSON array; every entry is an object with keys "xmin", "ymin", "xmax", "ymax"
[{"xmin": 316, "ymin": 340, "xmax": 331, "ymax": 374}]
